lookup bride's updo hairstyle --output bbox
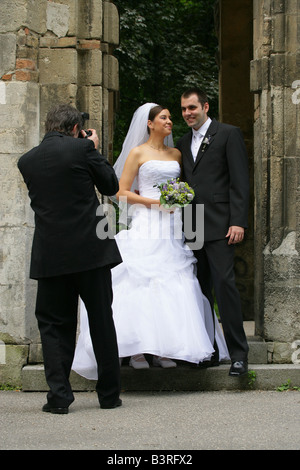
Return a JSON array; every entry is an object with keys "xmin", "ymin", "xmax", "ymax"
[{"xmin": 147, "ymin": 105, "xmax": 165, "ymax": 134}]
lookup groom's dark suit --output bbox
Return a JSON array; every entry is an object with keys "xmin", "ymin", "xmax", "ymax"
[
  {"xmin": 18, "ymin": 131, "xmax": 122, "ymax": 409},
  {"xmin": 176, "ymin": 118, "xmax": 249, "ymax": 362}
]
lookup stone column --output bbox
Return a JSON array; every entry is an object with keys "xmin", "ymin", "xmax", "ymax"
[
  {"xmin": 0, "ymin": 0, "xmax": 45, "ymax": 385},
  {"xmin": 251, "ymin": 0, "xmax": 300, "ymax": 362},
  {"xmin": 0, "ymin": 0, "xmax": 119, "ymax": 385},
  {"xmin": 102, "ymin": 1, "xmax": 119, "ymax": 164}
]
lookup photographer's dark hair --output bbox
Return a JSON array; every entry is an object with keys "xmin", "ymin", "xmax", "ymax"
[{"xmin": 45, "ymin": 104, "xmax": 83, "ymax": 136}]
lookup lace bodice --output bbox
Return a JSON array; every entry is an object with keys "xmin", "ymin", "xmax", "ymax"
[{"xmin": 138, "ymin": 160, "xmax": 181, "ymax": 199}]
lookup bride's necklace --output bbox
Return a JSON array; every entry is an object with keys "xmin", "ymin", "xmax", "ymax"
[{"xmin": 147, "ymin": 142, "xmax": 167, "ymax": 151}]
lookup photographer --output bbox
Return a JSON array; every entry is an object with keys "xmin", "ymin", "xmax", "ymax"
[{"xmin": 18, "ymin": 104, "xmax": 122, "ymax": 414}]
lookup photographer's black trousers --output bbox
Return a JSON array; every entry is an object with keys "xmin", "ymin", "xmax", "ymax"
[{"xmin": 35, "ymin": 266, "xmax": 120, "ymax": 408}]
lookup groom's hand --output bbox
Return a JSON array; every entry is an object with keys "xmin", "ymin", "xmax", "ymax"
[{"xmin": 226, "ymin": 226, "xmax": 244, "ymax": 245}]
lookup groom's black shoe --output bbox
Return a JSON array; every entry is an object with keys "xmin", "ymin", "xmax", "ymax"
[
  {"xmin": 42, "ymin": 403, "xmax": 69, "ymax": 414},
  {"xmin": 229, "ymin": 361, "xmax": 248, "ymax": 377},
  {"xmin": 100, "ymin": 398, "xmax": 122, "ymax": 409}
]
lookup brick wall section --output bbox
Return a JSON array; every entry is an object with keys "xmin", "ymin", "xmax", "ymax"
[{"xmin": 1, "ymin": 28, "xmax": 39, "ymax": 82}]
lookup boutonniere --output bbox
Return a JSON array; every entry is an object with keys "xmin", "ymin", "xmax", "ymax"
[{"xmin": 201, "ymin": 135, "xmax": 211, "ymax": 152}]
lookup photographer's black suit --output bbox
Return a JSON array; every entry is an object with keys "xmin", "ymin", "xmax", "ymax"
[
  {"xmin": 18, "ymin": 131, "xmax": 122, "ymax": 408},
  {"xmin": 177, "ymin": 118, "xmax": 249, "ymax": 362}
]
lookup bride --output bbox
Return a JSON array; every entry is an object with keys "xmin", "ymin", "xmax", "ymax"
[{"xmin": 72, "ymin": 103, "xmax": 229, "ymax": 377}]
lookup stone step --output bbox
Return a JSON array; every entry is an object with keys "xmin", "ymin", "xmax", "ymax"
[
  {"xmin": 22, "ymin": 324, "xmax": 298, "ymax": 392},
  {"xmin": 22, "ymin": 363, "xmax": 300, "ymax": 392}
]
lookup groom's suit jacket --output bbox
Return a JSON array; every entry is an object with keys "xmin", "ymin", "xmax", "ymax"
[
  {"xmin": 18, "ymin": 131, "xmax": 122, "ymax": 279},
  {"xmin": 176, "ymin": 118, "xmax": 249, "ymax": 243}
]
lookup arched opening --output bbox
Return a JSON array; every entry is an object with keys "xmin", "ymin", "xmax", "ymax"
[{"xmin": 217, "ymin": 0, "xmax": 255, "ymax": 327}]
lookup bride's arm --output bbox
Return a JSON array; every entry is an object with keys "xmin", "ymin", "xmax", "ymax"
[{"xmin": 116, "ymin": 148, "xmax": 159, "ymax": 208}]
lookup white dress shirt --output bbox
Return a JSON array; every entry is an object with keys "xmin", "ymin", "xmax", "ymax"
[{"xmin": 191, "ymin": 118, "xmax": 212, "ymax": 160}]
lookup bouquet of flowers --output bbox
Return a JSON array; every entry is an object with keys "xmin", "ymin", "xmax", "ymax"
[{"xmin": 154, "ymin": 178, "xmax": 195, "ymax": 209}]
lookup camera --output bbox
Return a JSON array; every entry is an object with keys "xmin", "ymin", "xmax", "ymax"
[{"xmin": 79, "ymin": 112, "xmax": 92, "ymax": 138}]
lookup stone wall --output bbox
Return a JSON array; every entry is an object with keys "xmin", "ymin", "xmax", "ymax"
[
  {"xmin": 0, "ymin": 0, "xmax": 119, "ymax": 385},
  {"xmin": 250, "ymin": 0, "xmax": 300, "ymax": 362}
]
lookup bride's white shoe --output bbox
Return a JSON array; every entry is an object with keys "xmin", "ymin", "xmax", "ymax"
[
  {"xmin": 129, "ymin": 354, "xmax": 150, "ymax": 369},
  {"xmin": 153, "ymin": 356, "xmax": 177, "ymax": 368}
]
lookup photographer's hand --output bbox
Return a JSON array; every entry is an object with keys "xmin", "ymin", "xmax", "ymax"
[{"xmin": 84, "ymin": 129, "xmax": 99, "ymax": 149}]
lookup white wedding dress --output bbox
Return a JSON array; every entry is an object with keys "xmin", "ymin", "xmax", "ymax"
[{"xmin": 72, "ymin": 160, "xmax": 229, "ymax": 379}]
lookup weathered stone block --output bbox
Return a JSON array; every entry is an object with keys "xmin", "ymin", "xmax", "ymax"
[
  {"xmin": 272, "ymin": 12, "xmax": 285, "ymax": 52},
  {"xmin": 0, "ymin": 344, "xmax": 29, "ymax": 386},
  {"xmin": 250, "ymin": 57, "xmax": 269, "ymax": 92},
  {"xmin": 77, "ymin": 85, "xmax": 102, "ymax": 140},
  {"xmin": 77, "ymin": 49, "xmax": 102, "ymax": 86},
  {"xmin": 283, "ymin": 158, "xmax": 298, "ymax": 233},
  {"xmin": 0, "ymin": 224, "xmax": 36, "ymax": 333},
  {"xmin": 40, "ymin": 83, "xmax": 77, "ymax": 138},
  {"xmin": 285, "ymin": 13, "xmax": 298, "ymax": 53},
  {"xmin": 103, "ymin": 1, "xmax": 119, "ymax": 45},
  {"xmin": 0, "ymin": 34, "xmax": 17, "ymax": 78},
  {"xmin": 285, "ymin": 0, "xmax": 299, "ymax": 15},
  {"xmin": 28, "ymin": 342, "xmax": 43, "ymax": 363},
  {"xmin": 51, "ymin": 0, "xmax": 77, "ymax": 36},
  {"xmin": 272, "ymin": 342, "xmax": 293, "ymax": 364},
  {"xmin": 46, "ymin": 0, "xmax": 70, "ymax": 37},
  {"xmin": 268, "ymin": 157, "xmax": 284, "ymax": 247},
  {"xmin": 272, "ymin": 0, "xmax": 285, "ymax": 14},
  {"xmin": 39, "ymin": 49, "xmax": 77, "ymax": 85},
  {"xmin": 0, "ymin": 155, "xmax": 33, "ymax": 228},
  {"xmin": 270, "ymin": 86, "xmax": 284, "ymax": 156},
  {"xmin": 284, "ymin": 89, "xmax": 298, "ymax": 157},
  {"xmin": 284, "ymin": 53, "xmax": 300, "ymax": 87},
  {"xmin": 253, "ymin": 0, "xmax": 272, "ymax": 58},
  {"xmin": 17, "ymin": 28, "xmax": 39, "ymax": 50},
  {"xmin": 102, "ymin": 54, "xmax": 118, "ymax": 91},
  {"xmin": 270, "ymin": 54, "xmax": 286, "ymax": 87},
  {"xmin": 0, "ymin": 0, "xmax": 47, "ymax": 35},
  {"xmin": 264, "ymin": 232, "xmax": 300, "ymax": 343},
  {"xmin": 39, "ymin": 36, "xmax": 77, "ymax": 48},
  {"xmin": 0, "ymin": 81, "xmax": 39, "ymax": 154},
  {"xmin": 77, "ymin": 0, "xmax": 102, "ymax": 39}
]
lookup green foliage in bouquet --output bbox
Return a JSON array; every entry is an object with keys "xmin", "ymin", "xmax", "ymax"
[{"xmin": 155, "ymin": 178, "xmax": 195, "ymax": 209}]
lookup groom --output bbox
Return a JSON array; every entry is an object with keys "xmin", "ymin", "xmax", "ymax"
[
  {"xmin": 18, "ymin": 104, "xmax": 122, "ymax": 412},
  {"xmin": 176, "ymin": 88, "xmax": 249, "ymax": 376}
]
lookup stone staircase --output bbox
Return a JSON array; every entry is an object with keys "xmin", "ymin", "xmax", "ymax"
[{"xmin": 21, "ymin": 323, "xmax": 300, "ymax": 392}]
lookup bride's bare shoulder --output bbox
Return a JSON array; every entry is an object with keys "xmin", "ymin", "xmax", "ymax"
[
  {"xmin": 168, "ymin": 146, "xmax": 181, "ymax": 163},
  {"xmin": 128, "ymin": 144, "xmax": 148, "ymax": 157},
  {"xmin": 126, "ymin": 145, "xmax": 143, "ymax": 160},
  {"xmin": 124, "ymin": 145, "xmax": 148, "ymax": 169}
]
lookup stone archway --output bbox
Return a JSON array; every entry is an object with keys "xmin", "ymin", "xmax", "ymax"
[{"xmin": 217, "ymin": 0, "xmax": 254, "ymax": 323}]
